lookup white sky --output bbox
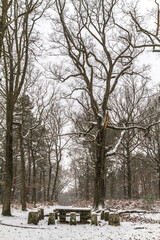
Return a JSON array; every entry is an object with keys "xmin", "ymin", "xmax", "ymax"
[
  {"xmin": 38, "ymin": 0, "xmax": 160, "ymax": 86},
  {"xmin": 138, "ymin": 0, "xmax": 160, "ymax": 85}
]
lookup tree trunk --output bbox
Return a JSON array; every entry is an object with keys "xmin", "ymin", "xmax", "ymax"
[
  {"xmin": 74, "ymin": 168, "xmax": 78, "ymax": 200},
  {"xmin": 158, "ymin": 165, "xmax": 160, "ymax": 199},
  {"xmin": 158, "ymin": 143, "xmax": 160, "ymax": 199},
  {"xmin": 51, "ymin": 161, "xmax": 59, "ymax": 201},
  {"xmin": 38, "ymin": 170, "xmax": 42, "ymax": 202},
  {"xmin": 85, "ymin": 159, "xmax": 89, "ymax": 200},
  {"xmin": 126, "ymin": 137, "xmax": 132, "ymax": 199},
  {"xmin": 19, "ymin": 124, "xmax": 26, "ymax": 211},
  {"xmin": 43, "ymin": 170, "xmax": 46, "ymax": 202},
  {"xmin": 123, "ymin": 160, "xmax": 127, "ymax": 198},
  {"xmin": 27, "ymin": 140, "xmax": 31, "ymax": 203},
  {"xmin": 94, "ymin": 128, "xmax": 106, "ymax": 209},
  {"xmin": 31, "ymin": 149, "xmax": 36, "ymax": 204},
  {"xmin": 12, "ymin": 139, "xmax": 18, "ymax": 201},
  {"xmin": 127, "ymin": 150, "xmax": 132, "ymax": 199},
  {"xmin": 0, "ymin": 161, "xmax": 5, "ymax": 204},
  {"xmin": 2, "ymin": 100, "xmax": 14, "ymax": 216},
  {"xmin": 47, "ymin": 150, "xmax": 52, "ymax": 201},
  {"xmin": 0, "ymin": 1, "xmax": 8, "ymax": 58},
  {"xmin": 110, "ymin": 173, "xmax": 115, "ymax": 199}
]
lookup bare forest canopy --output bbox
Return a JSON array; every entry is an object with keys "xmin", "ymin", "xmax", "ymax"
[{"xmin": 0, "ymin": 0, "xmax": 160, "ymax": 215}]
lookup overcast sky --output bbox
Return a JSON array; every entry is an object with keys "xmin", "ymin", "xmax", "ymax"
[
  {"xmin": 140, "ymin": 0, "xmax": 160, "ymax": 86},
  {"xmin": 38, "ymin": 0, "xmax": 160, "ymax": 86}
]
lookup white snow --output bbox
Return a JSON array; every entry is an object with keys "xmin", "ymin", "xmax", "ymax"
[
  {"xmin": 53, "ymin": 206, "xmax": 91, "ymax": 211},
  {"xmin": 0, "ymin": 206, "xmax": 160, "ymax": 240}
]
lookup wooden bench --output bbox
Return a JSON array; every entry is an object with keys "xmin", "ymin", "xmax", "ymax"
[{"xmin": 53, "ymin": 207, "xmax": 91, "ymax": 223}]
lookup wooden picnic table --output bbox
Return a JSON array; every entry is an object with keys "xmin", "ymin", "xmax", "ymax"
[{"xmin": 53, "ymin": 207, "xmax": 91, "ymax": 223}]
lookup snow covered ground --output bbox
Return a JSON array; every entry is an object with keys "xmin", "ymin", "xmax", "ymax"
[{"xmin": 0, "ymin": 205, "xmax": 160, "ymax": 240}]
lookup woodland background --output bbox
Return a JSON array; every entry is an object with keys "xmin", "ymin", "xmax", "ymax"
[{"xmin": 0, "ymin": 0, "xmax": 160, "ymax": 215}]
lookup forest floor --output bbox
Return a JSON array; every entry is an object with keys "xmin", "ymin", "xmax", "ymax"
[{"xmin": 1, "ymin": 199, "xmax": 160, "ymax": 240}]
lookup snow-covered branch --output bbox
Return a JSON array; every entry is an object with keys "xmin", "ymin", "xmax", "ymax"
[
  {"xmin": 0, "ymin": 156, "xmax": 5, "ymax": 162},
  {"xmin": 106, "ymin": 130, "xmax": 125, "ymax": 157},
  {"xmin": 107, "ymin": 120, "xmax": 160, "ymax": 131}
]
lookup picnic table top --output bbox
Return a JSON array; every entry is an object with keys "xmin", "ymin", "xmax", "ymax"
[{"xmin": 53, "ymin": 207, "xmax": 91, "ymax": 213}]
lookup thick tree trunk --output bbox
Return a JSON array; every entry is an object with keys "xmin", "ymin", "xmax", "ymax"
[
  {"xmin": 94, "ymin": 128, "xmax": 106, "ymax": 209},
  {"xmin": 2, "ymin": 101, "xmax": 14, "ymax": 216},
  {"xmin": 12, "ymin": 139, "xmax": 18, "ymax": 201},
  {"xmin": 158, "ymin": 165, "xmax": 160, "ymax": 199},
  {"xmin": 110, "ymin": 173, "xmax": 115, "ymax": 199}
]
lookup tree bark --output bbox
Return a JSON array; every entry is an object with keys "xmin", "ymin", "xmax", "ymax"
[
  {"xmin": 27, "ymin": 139, "xmax": 31, "ymax": 203},
  {"xmin": 94, "ymin": 128, "xmax": 106, "ymax": 209},
  {"xmin": 38, "ymin": 170, "xmax": 42, "ymax": 202},
  {"xmin": 51, "ymin": 160, "xmax": 60, "ymax": 201},
  {"xmin": 85, "ymin": 159, "xmax": 89, "ymax": 200},
  {"xmin": 0, "ymin": 0, "xmax": 9, "ymax": 58},
  {"xmin": 31, "ymin": 149, "xmax": 36, "ymax": 204},
  {"xmin": 43, "ymin": 170, "xmax": 46, "ymax": 202},
  {"xmin": 126, "ymin": 141, "xmax": 132, "ymax": 199},
  {"xmin": 12, "ymin": 139, "xmax": 18, "ymax": 201},
  {"xmin": 123, "ymin": 160, "xmax": 127, "ymax": 198},
  {"xmin": 110, "ymin": 173, "xmax": 115, "ymax": 199},
  {"xmin": 2, "ymin": 99, "xmax": 14, "ymax": 216},
  {"xmin": 158, "ymin": 165, "xmax": 160, "ymax": 199},
  {"xmin": 47, "ymin": 150, "xmax": 52, "ymax": 201},
  {"xmin": 19, "ymin": 124, "xmax": 26, "ymax": 211}
]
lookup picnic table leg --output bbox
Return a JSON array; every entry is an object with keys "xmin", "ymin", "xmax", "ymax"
[
  {"xmin": 53, "ymin": 210, "xmax": 58, "ymax": 220},
  {"xmin": 80, "ymin": 211, "xmax": 90, "ymax": 223},
  {"xmin": 70, "ymin": 213, "xmax": 77, "ymax": 225},
  {"xmin": 59, "ymin": 212, "xmax": 66, "ymax": 223}
]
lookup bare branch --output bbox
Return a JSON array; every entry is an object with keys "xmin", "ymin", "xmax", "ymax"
[{"xmin": 106, "ymin": 130, "xmax": 125, "ymax": 156}]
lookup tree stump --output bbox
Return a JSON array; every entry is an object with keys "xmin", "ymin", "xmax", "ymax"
[
  {"xmin": 104, "ymin": 210, "xmax": 109, "ymax": 221},
  {"xmin": 108, "ymin": 213, "xmax": 120, "ymax": 226},
  {"xmin": 38, "ymin": 209, "xmax": 44, "ymax": 220},
  {"xmin": 48, "ymin": 213, "xmax": 55, "ymax": 225},
  {"xmin": 91, "ymin": 213, "xmax": 98, "ymax": 226},
  {"xmin": 70, "ymin": 212, "xmax": 77, "ymax": 225},
  {"xmin": 80, "ymin": 211, "xmax": 91, "ymax": 223},
  {"xmin": 54, "ymin": 211, "xmax": 58, "ymax": 220},
  {"xmin": 28, "ymin": 212, "xmax": 39, "ymax": 225},
  {"xmin": 40, "ymin": 208, "xmax": 44, "ymax": 219},
  {"xmin": 101, "ymin": 210, "xmax": 105, "ymax": 220},
  {"xmin": 59, "ymin": 212, "xmax": 66, "ymax": 223}
]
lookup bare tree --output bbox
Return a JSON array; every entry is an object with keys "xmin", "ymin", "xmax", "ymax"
[
  {"xmin": 0, "ymin": 1, "xmax": 12, "ymax": 58},
  {"xmin": 129, "ymin": 0, "xmax": 160, "ymax": 51},
  {"xmin": 45, "ymin": 99, "xmax": 69, "ymax": 202},
  {"xmin": 1, "ymin": 0, "xmax": 48, "ymax": 216},
  {"xmin": 52, "ymin": 0, "xmax": 146, "ymax": 209},
  {"xmin": 140, "ymin": 91, "xmax": 160, "ymax": 197},
  {"xmin": 110, "ymin": 77, "xmax": 149, "ymax": 198}
]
